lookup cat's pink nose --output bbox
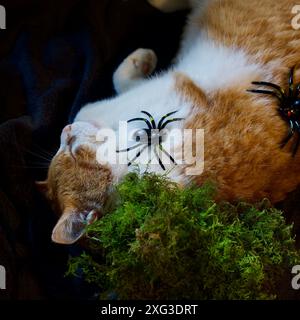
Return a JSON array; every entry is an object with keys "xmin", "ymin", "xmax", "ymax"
[{"xmin": 63, "ymin": 124, "xmax": 72, "ymax": 133}]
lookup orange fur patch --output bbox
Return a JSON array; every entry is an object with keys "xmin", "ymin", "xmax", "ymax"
[
  {"xmin": 44, "ymin": 147, "xmax": 112, "ymax": 215},
  {"xmin": 174, "ymin": 0, "xmax": 300, "ymax": 202}
]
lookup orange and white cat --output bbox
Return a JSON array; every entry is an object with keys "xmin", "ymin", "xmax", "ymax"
[{"xmin": 38, "ymin": 0, "xmax": 300, "ymax": 244}]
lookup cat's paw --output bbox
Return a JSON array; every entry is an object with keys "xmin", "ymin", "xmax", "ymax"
[
  {"xmin": 132, "ymin": 48, "xmax": 158, "ymax": 77},
  {"xmin": 116, "ymin": 48, "xmax": 157, "ymax": 80},
  {"xmin": 148, "ymin": 0, "xmax": 191, "ymax": 12},
  {"xmin": 113, "ymin": 48, "xmax": 157, "ymax": 94}
]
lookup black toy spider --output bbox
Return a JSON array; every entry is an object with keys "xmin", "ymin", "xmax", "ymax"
[
  {"xmin": 116, "ymin": 110, "xmax": 184, "ymax": 170},
  {"xmin": 248, "ymin": 66, "xmax": 300, "ymax": 156}
]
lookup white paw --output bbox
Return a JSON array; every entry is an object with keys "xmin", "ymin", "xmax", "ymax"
[
  {"xmin": 131, "ymin": 48, "xmax": 158, "ymax": 77},
  {"xmin": 148, "ymin": 0, "xmax": 169, "ymax": 11},
  {"xmin": 148, "ymin": 0, "xmax": 190, "ymax": 12},
  {"xmin": 117, "ymin": 48, "xmax": 157, "ymax": 80},
  {"xmin": 113, "ymin": 48, "xmax": 158, "ymax": 94}
]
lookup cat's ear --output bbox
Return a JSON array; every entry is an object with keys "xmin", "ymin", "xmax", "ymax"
[
  {"xmin": 35, "ymin": 181, "xmax": 48, "ymax": 194},
  {"xmin": 51, "ymin": 209, "xmax": 98, "ymax": 245}
]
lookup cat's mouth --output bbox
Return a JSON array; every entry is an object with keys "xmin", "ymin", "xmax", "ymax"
[
  {"xmin": 59, "ymin": 122, "xmax": 100, "ymax": 160},
  {"xmin": 67, "ymin": 135, "xmax": 77, "ymax": 161},
  {"xmin": 66, "ymin": 133, "xmax": 76, "ymax": 146}
]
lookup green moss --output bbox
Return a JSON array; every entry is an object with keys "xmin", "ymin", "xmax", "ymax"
[{"xmin": 67, "ymin": 173, "xmax": 300, "ymax": 300}]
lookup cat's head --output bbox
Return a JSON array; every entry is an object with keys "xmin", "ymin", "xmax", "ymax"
[{"xmin": 37, "ymin": 122, "xmax": 113, "ymax": 245}]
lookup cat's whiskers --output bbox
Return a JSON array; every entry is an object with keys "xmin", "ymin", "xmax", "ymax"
[
  {"xmin": 32, "ymin": 143, "xmax": 56, "ymax": 158},
  {"xmin": 23, "ymin": 149, "xmax": 53, "ymax": 163},
  {"xmin": 9, "ymin": 164, "xmax": 50, "ymax": 169}
]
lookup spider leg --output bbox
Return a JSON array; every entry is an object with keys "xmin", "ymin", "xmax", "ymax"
[
  {"xmin": 289, "ymin": 66, "xmax": 295, "ymax": 97},
  {"xmin": 280, "ymin": 120, "xmax": 294, "ymax": 149},
  {"xmin": 160, "ymin": 118, "xmax": 184, "ymax": 130},
  {"xmin": 141, "ymin": 111, "xmax": 156, "ymax": 129},
  {"xmin": 128, "ymin": 117, "xmax": 152, "ymax": 130},
  {"xmin": 158, "ymin": 144, "xmax": 177, "ymax": 165},
  {"xmin": 247, "ymin": 89, "xmax": 282, "ymax": 101},
  {"xmin": 154, "ymin": 145, "xmax": 166, "ymax": 171},
  {"xmin": 157, "ymin": 110, "xmax": 179, "ymax": 129},
  {"xmin": 127, "ymin": 145, "xmax": 148, "ymax": 167},
  {"xmin": 251, "ymin": 81, "xmax": 285, "ymax": 97},
  {"xmin": 116, "ymin": 143, "xmax": 143, "ymax": 153}
]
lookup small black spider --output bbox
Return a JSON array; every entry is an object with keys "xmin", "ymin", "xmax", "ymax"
[
  {"xmin": 248, "ymin": 66, "xmax": 300, "ymax": 156},
  {"xmin": 117, "ymin": 110, "xmax": 184, "ymax": 170}
]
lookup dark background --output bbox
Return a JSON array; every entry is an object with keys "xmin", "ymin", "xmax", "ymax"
[
  {"xmin": 0, "ymin": 0, "xmax": 299, "ymax": 300},
  {"xmin": 0, "ymin": 0, "xmax": 187, "ymax": 299}
]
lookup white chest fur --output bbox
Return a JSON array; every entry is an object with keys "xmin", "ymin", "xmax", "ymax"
[{"xmin": 74, "ymin": 9, "xmax": 264, "ymax": 181}]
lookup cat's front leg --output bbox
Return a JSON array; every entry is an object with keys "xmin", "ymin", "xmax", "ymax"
[
  {"xmin": 113, "ymin": 48, "xmax": 157, "ymax": 95},
  {"xmin": 147, "ymin": 0, "xmax": 191, "ymax": 12}
]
